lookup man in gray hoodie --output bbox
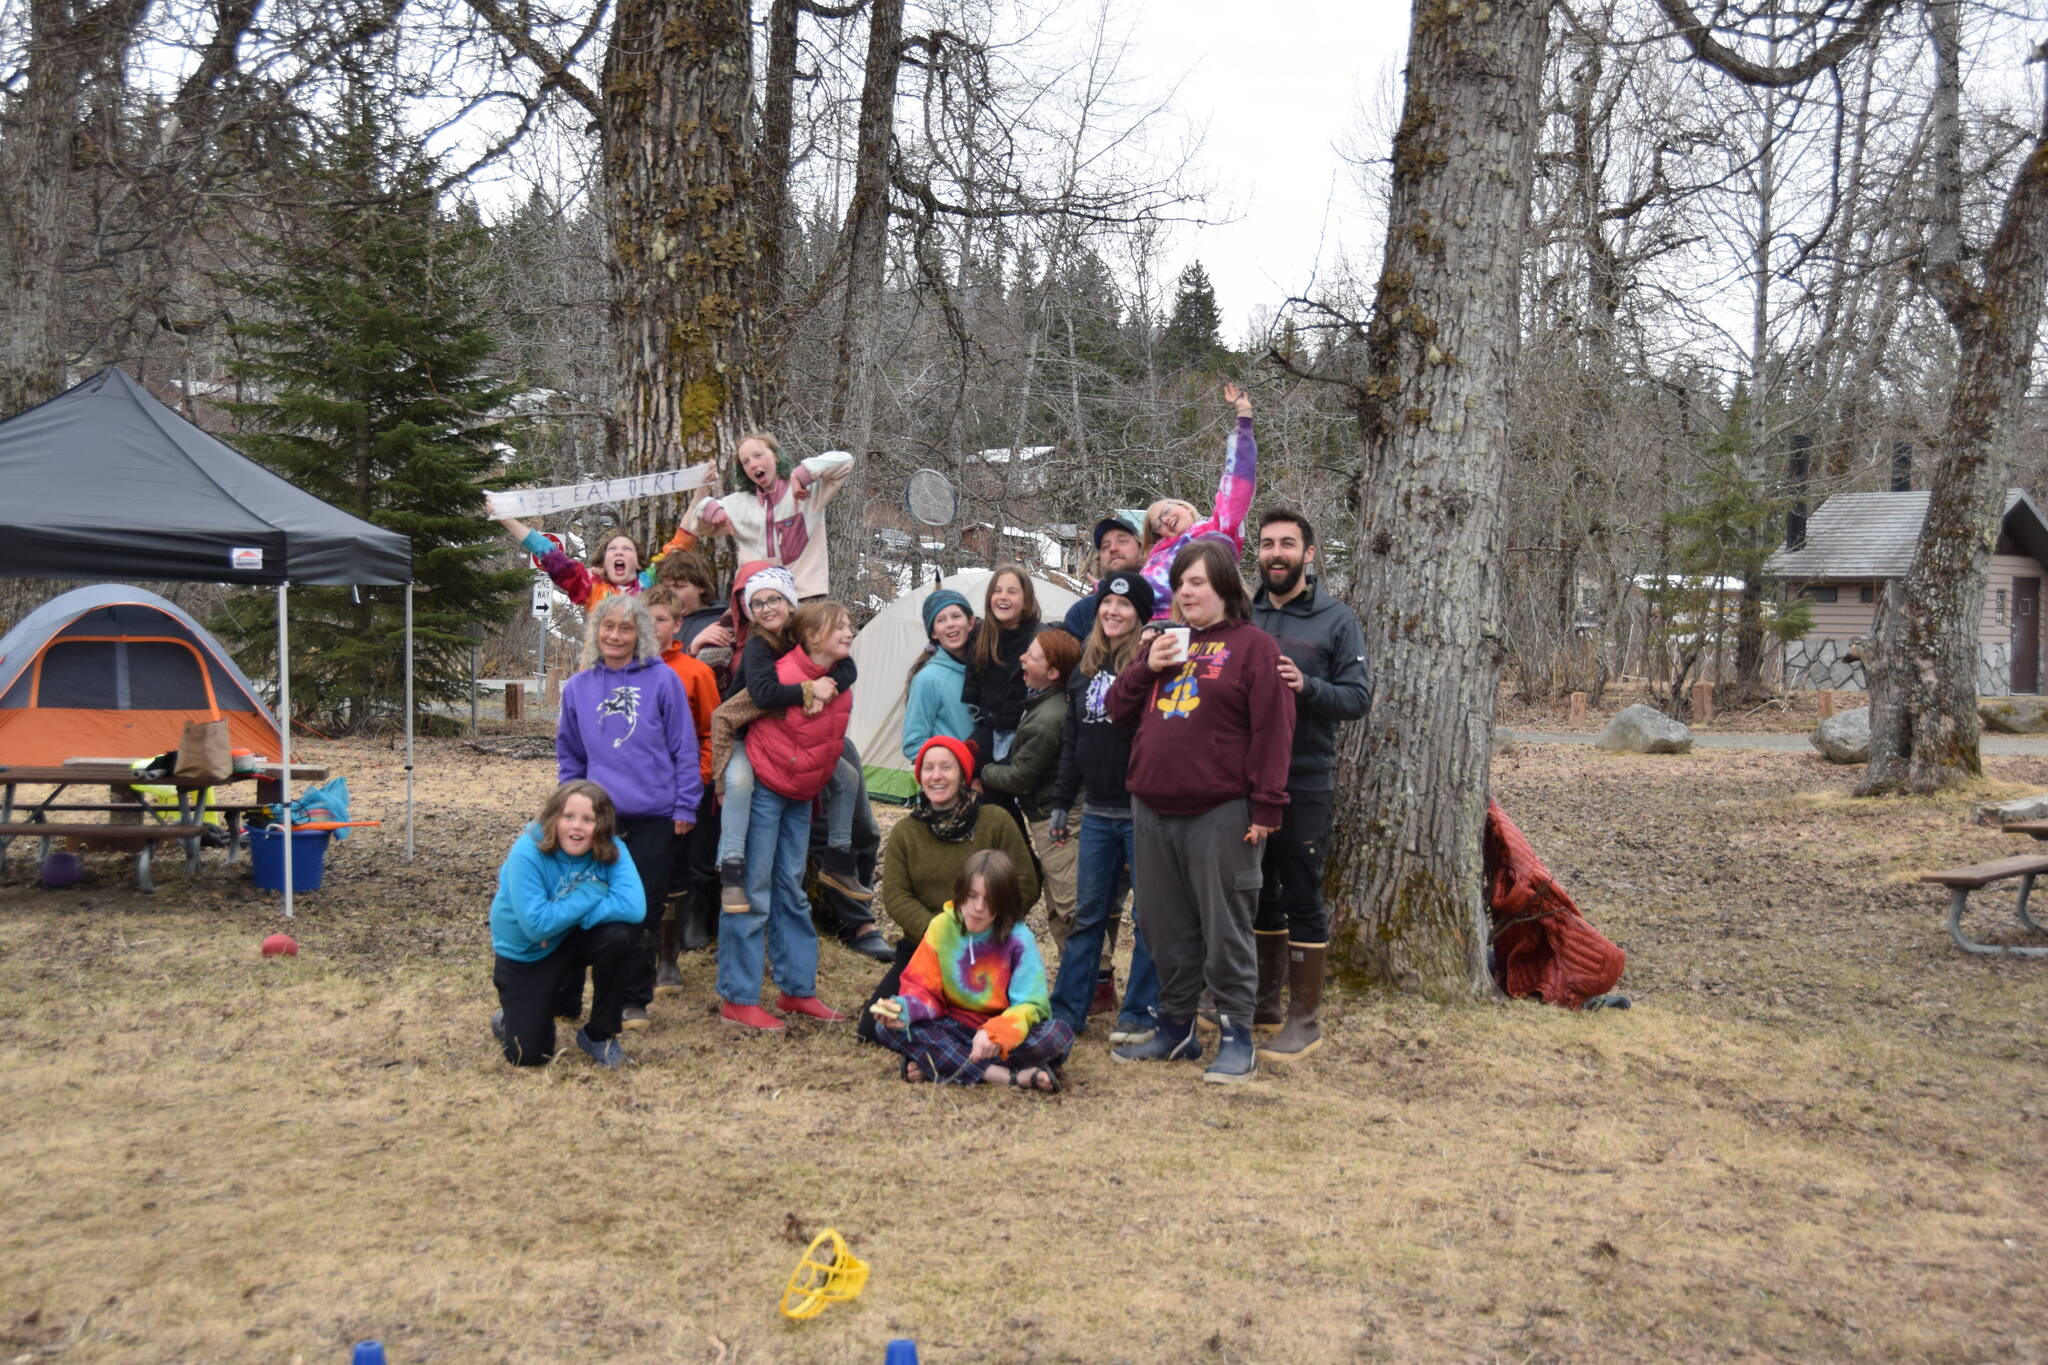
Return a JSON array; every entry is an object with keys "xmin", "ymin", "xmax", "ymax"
[{"xmin": 1249, "ymin": 506, "xmax": 1373, "ymax": 1060}]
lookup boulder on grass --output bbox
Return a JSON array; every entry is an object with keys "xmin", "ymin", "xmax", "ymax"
[
  {"xmin": 1974, "ymin": 793, "xmax": 2048, "ymax": 827},
  {"xmin": 1809, "ymin": 706, "xmax": 1871, "ymax": 764},
  {"xmin": 1979, "ymin": 696, "xmax": 2048, "ymax": 734},
  {"xmin": 1596, "ymin": 704, "xmax": 1693, "ymax": 755}
]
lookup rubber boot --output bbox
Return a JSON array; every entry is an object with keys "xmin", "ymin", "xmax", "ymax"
[
  {"xmin": 1203, "ymin": 1014, "xmax": 1257, "ymax": 1084},
  {"xmin": 655, "ymin": 911, "xmax": 684, "ymax": 995},
  {"xmin": 1259, "ymin": 942, "xmax": 1325, "ymax": 1062},
  {"xmin": 1253, "ymin": 929, "xmax": 1288, "ymax": 1029}
]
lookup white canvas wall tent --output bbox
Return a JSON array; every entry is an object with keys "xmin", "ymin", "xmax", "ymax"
[{"xmin": 848, "ymin": 568, "xmax": 1080, "ymax": 802}]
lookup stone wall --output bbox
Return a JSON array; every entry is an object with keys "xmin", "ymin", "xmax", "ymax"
[{"xmin": 1783, "ymin": 637, "xmax": 2016, "ymax": 696}]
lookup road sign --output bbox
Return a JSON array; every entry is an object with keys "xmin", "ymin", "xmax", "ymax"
[
  {"xmin": 528, "ymin": 531, "xmax": 566, "ymax": 570},
  {"xmin": 531, "ymin": 577, "xmax": 553, "ymax": 619}
]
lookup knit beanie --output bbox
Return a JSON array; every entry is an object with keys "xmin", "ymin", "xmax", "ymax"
[
  {"xmin": 915, "ymin": 734, "xmax": 979, "ymax": 784},
  {"xmin": 921, "ymin": 588, "xmax": 973, "ymax": 638},
  {"xmin": 742, "ymin": 565, "xmax": 799, "ymax": 619},
  {"xmin": 1095, "ymin": 571, "xmax": 1155, "ymax": 622}
]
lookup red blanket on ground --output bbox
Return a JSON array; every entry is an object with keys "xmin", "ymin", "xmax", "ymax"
[{"xmin": 1484, "ymin": 799, "xmax": 1626, "ymax": 1008}]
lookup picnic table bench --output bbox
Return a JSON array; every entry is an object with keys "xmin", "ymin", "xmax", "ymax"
[
  {"xmin": 0, "ymin": 762, "xmax": 327, "ymax": 893},
  {"xmin": 1919, "ymin": 852, "xmax": 2048, "ymax": 957}
]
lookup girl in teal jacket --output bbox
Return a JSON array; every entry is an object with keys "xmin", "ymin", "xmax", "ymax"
[
  {"xmin": 488, "ymin": 781, "xmax": 647, "ymax": 1068},
  {"xmin": 901, "ymin": 588, "xmax": 977, "ymax": 762}
]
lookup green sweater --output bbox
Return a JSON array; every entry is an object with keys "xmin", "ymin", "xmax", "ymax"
[
  {"xmin": 978, "ymin": 685, "xmax": 1070, "ymax": 824},
  {"xmin": 880, "ymin": 805, "xmax": 1041, "ymax": 941}
]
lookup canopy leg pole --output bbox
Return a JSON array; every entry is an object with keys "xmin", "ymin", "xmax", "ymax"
[
  {"xmin": 278, "ymin": 582, "xmax": 294, "ymax": 921},
  {"xmin": 405, "ymin": 584, "xmax": 415, "ymax": 861}
]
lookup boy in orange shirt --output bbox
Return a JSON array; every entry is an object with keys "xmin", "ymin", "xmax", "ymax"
[{"xmin": 646, "ymin": 584, "xmax": 722, "ymax": 994}]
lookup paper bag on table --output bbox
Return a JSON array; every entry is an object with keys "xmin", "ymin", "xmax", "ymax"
[{"xmin": 173, "ymin": 719, "xmax": 233, "ymax": 783}]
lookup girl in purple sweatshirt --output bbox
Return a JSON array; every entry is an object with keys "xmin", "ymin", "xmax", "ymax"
[{"xmin": 556, "ymin": 595, "xmax": 701, "ymax": 1031}]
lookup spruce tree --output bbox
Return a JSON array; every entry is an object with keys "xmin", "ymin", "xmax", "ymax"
[
  {"xmin": 1158, "ymin": 260, "xmax": 1226, "ymax": 373},
  {"xmin": 220, "ymin": 102, "xmax": 531, "ymax": 730}
]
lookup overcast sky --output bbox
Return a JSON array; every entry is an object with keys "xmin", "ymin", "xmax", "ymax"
[{"xmin": 1129, "ymin": 2, "xmax": 1410, "ymax": 338}]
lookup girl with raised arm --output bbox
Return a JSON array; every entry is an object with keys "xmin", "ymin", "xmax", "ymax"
[
  {"xmin": 683, "ymin": 433, "xmax": 854, "ymax": 600},
  {"xmin": 1136, "ymin": 383, "xmax": 1258, "ymax": 620}
]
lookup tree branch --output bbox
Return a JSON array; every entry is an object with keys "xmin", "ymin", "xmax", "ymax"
[
  {"xmin": 457, "ymin": 0, "xmax": 606, "ymax": 122},
  {"xmin": 1653, "ymin": 0, "xmax": 1902, "ymax": 86}
]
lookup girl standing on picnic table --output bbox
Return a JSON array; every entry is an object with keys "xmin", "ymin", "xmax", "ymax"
[
  {"xmin": 555, "ymin": 595, "xmax": 700, "ymax": 1033},
  {"xmin": 713, "ymin": 600, "xmax": 856, "ymax": 1030},
  {"xmin": 1107, "ymin": 539, "xmax": 1294, "ymax": 1084},
  {"xmin": 1135, "ymin": 383, "xmax": 1258, "ymax": 620},
  {"xmin": 681, "ymin": 434, "xmax": 854, "ymax": 601},
  {"xmin": 871, "ymin": 849, "xmax": 1071, "ymax": 1091},
  {"xmin": 488, "ymin": 781, "xmax": 646, "ymax": 1069}
]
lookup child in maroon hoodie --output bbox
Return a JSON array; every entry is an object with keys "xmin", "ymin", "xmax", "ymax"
[{"xmin": 1107, "ymin": 538, "xmax": 1294, "ymax": 1083}]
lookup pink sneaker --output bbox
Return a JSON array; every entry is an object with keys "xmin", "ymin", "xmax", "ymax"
[
  {"xmin": 720, "ymin": 1001, "xmax": 785, "ymax": 1031},
  {"xmin": 776, "ymin": 993, "xmax": 845, "ymax": 1022}
]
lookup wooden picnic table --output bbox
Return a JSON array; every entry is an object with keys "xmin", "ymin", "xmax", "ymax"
[{"xmin": 0, "ymin": 761, "xmax": 331, "ymax": 893}]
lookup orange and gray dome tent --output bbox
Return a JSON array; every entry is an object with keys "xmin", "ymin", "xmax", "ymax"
[
  {"xmin": 0, "ymin": 367, "xmax": 414, "ymax": 914},
  {"xmin": 0, "ymin": 584, "xmax": 280, "ymax": 767}
]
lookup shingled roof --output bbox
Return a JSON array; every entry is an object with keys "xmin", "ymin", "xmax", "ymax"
[{"xmin": 1762, "ymin": 489, "xmax": 2048, "ymax": 580}]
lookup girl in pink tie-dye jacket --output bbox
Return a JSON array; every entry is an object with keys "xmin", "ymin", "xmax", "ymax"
[{"xmin": 1136, "ymin": 382, "xmax": 1258, "ymax": 620}]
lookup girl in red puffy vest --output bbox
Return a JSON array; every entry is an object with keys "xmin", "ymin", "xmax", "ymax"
[{"xmin": 715, "ymin": 600, "xmax": 857, "ymax": 1029}]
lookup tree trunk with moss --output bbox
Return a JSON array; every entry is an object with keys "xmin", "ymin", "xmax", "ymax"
[
  {"xmin": 600, "ymin": 0, "xmax": 764, "ymax": 546},
  {"xmin": 1323, "ymin": 0, "xmax": 1549, "ymax": 999}
]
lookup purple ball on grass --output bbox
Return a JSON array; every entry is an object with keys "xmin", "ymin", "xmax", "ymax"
[{"xmin": 39, "ymin": 851, "xmax": 84, "ymax": 888}]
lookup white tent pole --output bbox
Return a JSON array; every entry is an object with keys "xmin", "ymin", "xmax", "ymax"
[
  {"xmin": 405, "ymin": 584, "xmax": 415, "ymax": 860},
  {"xmin": 277, "ymin": 582, "xmax": 294, "ymax": 920}
]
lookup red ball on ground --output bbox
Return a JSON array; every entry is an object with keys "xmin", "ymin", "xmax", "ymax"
[{"xmin": 261, "ymin": 933, "xmax": 299, "ymax": 957}]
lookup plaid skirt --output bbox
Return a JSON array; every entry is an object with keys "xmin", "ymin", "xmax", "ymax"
[{"xmin": 877, "ymin": 1014, "xmax": 1075, "ymax": 1085}]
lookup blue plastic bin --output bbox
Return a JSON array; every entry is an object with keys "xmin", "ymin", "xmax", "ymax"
[{"xmin": 249, "ymin": 827, "xmax": 331, "ymax": 893}]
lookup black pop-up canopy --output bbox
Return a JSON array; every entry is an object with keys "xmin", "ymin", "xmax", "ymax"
[
  {"xmin": 0, "ymin": 367, "xmax": 418, "ymax": 913},
  {"xmin": 0, "ymin": 367, "xmax": 410, "ymax": 585}
]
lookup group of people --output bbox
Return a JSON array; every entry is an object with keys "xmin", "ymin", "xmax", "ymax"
[{"xmin": 484, "ymin": 384, "xmax": 1373, "ymax": 1090}]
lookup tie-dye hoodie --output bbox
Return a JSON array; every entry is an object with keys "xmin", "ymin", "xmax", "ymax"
[
  {"xmin": 895, "ymin": 905, "xmax": 1051, "ymax": 1055},
  {"xmin": 1139, "ymin": 414, "xmax": 1257, "ymax": 619}
]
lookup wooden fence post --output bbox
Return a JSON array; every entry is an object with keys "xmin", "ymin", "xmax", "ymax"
[
  {"xmin": 1568, "ymin": 691, "xmax": 1588, "ymax": 726},
  {"xmin": 1691, "ymin": 680, "xmax": 1714, "ymax": 723},
  {"xmin": 505, "ymin": 681, "xmax": 524, "ymax": 721},
  {"xmin": 1818, "ymin": 689, "xmax": 1836, "ymax": 719}
]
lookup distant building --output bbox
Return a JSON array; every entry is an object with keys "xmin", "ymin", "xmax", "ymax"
[{"xmin": 1761, "ymin": 489, "xmax": 2048, "ymax": 695}]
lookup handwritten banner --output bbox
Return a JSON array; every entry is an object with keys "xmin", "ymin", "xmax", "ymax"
[{"xmin": 486, "ymin": 465, "xmax": 714, "ymax": 520}]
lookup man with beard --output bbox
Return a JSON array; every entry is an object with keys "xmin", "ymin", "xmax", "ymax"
[
  {"xmin": 1063, "ymin": 514, "xmax": 1146, "ymax": 639},
  {"xmin": 1249, "ymin": 507, "xmax": 1373, "ymax": 1060}
]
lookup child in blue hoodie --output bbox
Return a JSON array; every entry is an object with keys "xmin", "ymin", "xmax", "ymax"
[{"xmin": 490, "ymin": 781, "xmax": 648, "ymax": 1067}]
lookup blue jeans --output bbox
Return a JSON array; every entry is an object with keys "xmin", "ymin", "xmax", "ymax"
[
  {"xmin": 717, "ymin": 784, "xmax": 820, "ymax": 1004},
  {"xmin": 1048, "ymin": 811, "xmax": 1160, "ymax": 1030},
  {"xmin": 824, "ymin": 756, "xmax": 858, "ymax": 850},
  {"xmin": 715, "ymin": 749, "xmax": 756, "ymax": 866}
]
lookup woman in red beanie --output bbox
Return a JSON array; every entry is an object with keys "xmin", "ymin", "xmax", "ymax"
[{"xmin": 855, "ymin": 735, "xmax": 1040, "ymax": 1044}]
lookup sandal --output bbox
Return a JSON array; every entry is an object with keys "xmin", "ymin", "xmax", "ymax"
[{"xmin": 1009, "ymin": 1065, "xmax": 1061, "ymax": 1094}]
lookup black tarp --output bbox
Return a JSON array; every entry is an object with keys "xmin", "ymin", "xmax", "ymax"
[{"xmin": 0, "ymin": 368, "xmax": 410, "ymax": 585}]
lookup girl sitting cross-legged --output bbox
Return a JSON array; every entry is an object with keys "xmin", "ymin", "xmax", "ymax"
[{"xmin": 871, "ymin": 849, "xmax": 1074, "ymax": 1091}]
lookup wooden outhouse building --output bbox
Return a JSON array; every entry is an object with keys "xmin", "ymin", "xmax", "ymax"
[{"xmin": 1762, "ymin": 489, "xmax": 2048, "ymax": 696}]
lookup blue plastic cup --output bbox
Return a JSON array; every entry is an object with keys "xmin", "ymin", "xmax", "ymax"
[
  {"xmin": 883, "ymin": 1340, "xmax": 919, "ymax": 1365},
  {"xmin": 351, "ymin": 1343, "xmax": 386, "ymax": 1365}
]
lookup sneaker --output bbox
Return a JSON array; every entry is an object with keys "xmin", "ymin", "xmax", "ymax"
[
  {"xmin": 1112, "ymin": 1016, "xmax": 1202, "ymax": 1063},
  {"xmin": 1203, "ymin": 1015, "xmax": 1257, "ymax": 1084},
  {"xmin": 817, "ymin": 846, "xmax": 875, "ymax": 902},
  {"xmin": 847, "ymin": 926, "xmax": 894, "ymax": 962},
  {"xmin": 776, "ymin": 993, "xmax": 845, "ymax": 1021},
  {"xmin": 654, "ymin": 960, "xmax": 685, "ymax": 996},
  {"xmin": 720, "ymin": 1001, "xmax": 785, "ymax": 1031},
  {"xmin": 489, "ymin": 1008, "xmax": 506, "ymax": 1044},
  {"xmin": 575, "ymin": 1027, "xmax": 628, "ymax": 1068},
  {"xmin": 1108, "ymin": 1015, "xmax": 1156, "ymax": 1046},
  {"xmin": 720, "ymin": 860, "xmax": 752, "ymax": 914},
  {"xmin": 620, "ymin": 1006, "xmax": 651, "ymax": 1031}
]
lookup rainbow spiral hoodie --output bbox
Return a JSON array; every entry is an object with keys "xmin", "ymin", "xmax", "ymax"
[{"xmin": 896, "ymin": 904, "xmax": 1050, "ymax": 1056}]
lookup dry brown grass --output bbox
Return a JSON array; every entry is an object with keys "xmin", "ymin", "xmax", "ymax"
[{"xmin": 3, "ymin": 736, "xmax": 2047, "ymax": 1363}]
